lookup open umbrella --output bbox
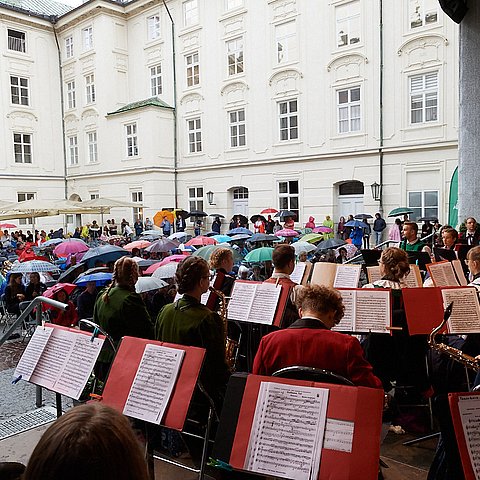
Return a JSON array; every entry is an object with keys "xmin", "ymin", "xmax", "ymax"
[
  {"xmin": 174, "ymin": 209, "xmax": 190, "ymax": 219},
  {"xmin": 169, "ymin": 232, "xmax": 190, "ymax": 242},
  {"xmin": 43, "ymin": 282, "xmax": 77, "ymax": 298},
  {"xmin": 192, "ymin": 244, "xmax": 243, "ymax": 262},
  {"xmin": 151, "ymin": 262, "xmax": 179, "ymax": 279},
  {"xmin": 274, "ymin": 210, "xmax": 297, "ymax": 219},
  {"xmin": 417, "ymin": 216, "xmax": 438, "ymax": 222},
  {"xmin": 300, "ymin": 233, "xmax": 324, "ymax": 244},
  {"xmin": 123, "ymin": 240, "xmax": 152, "ymax": 251},
  {"xmin": 135, "ymin": 276, "xmax": 168, "ymax": 294},
  {"xmin": 145, "ymin": 238, "xmax": 180, "ymax": 253},
  {"xmin": 10, "ymin": 260, "xmax": 60, "ymax": 273},
  {"xmin": 260, "ymin": 208, "xmax": 278, "ymax": 214},
  {"xmin": 209, "ymin": 213, "xmax": 225, "ymax": 219},
  {"xmin": 0, "ymin": 223, "xmax": 17, "ymax": 229},
  {"xmin": 354, "ymin": 214, "xmax": 373, "ymax": 220},
  {"xmin": 388, "ymin": 207, "xmax": 414, "ymax": 218},
  {"xmin": 335, "ymin": 244, "xmax": 358, "ymax": 259},
  {"xmin": 189, "ymin": 210, "xmax": 208, "ymax": 217},
  {"xmin": 158, "ymin": 254, "xmax": 189, "ymax": 266},
  {"xmin": 229, "ymin": 233, "xmax": 252, "ymax": 241},
  {"xmin": 275, "ymin": 229, "xmax": 299, "ymax": 237},
  {"xmin": 312, "ymin": 226, "xmax": 333, "ymax": 234},
  {"xmin": 227, "ymin": 227, "xmax": 253, "ymax": 236},
  {"xmin": 140, "ymin": 230, "xmax": 164, "ymax": 240},
  {"xmin": 248, "ymin": 233, "xmax": 279, "ymax": 243},
  {"xmin": 293, "ymin": 242, "xmax": 317, "ymax": 255},
  {"xmin": 185, "ymin": 236, "xmax": 218, "ymax": 247},
  {"xmin": 316, "ymin": 239, "xmax": 347, "ymax": 251},
  {"xmin": 153, "ymin": 210, "xmax": 175, "ymax": 227},
  {"xmin": 244, "ymin": 247, "xmax": 274, "ymax": 263},
  {"xmin": 299, "ymin": 228, "xmax": 313, "ymax": 235},
  {"xmin": 250, "ymin": 214, "xmax": 267, "ymax": 223},
  {"xmin": 41, "ymin": 238, "xmax": 64, "ymax": 247},
  {"xmin": 74, "ymin": 271, "xmax": 112, "ymax": 287},
  {"xmin": 231, "ymin": 214, "xmax": 248, "ymax": 225},
  {"xmin": 344, "ymin": 220, "xmax": 368, "ymax": 229},
  {"xmin": 54, "ymin": 239, "xmax": 89, "ymax": 256},
  {"xmin": 212, "ymin": 234, "xmax": 232, "ymax": 243},
  {"xmin": 81, "ymin": 245, "xmax": 129, "ymax": 268}
]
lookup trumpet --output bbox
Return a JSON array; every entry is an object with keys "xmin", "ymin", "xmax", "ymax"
[{"xmin": 428, "ymin": 301, "xmax": 480, "ymax": 371}]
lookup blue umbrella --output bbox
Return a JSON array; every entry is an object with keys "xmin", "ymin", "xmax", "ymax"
[
  {"xmin": 81, "ymin": 245, "xmax": 129, "ymax": 268},
  {"xmin": 212, "ymin": 234, "xmax": 232, "ymax": 243},
  {"xmin": 227, "ymin": 227, "xmax": 253, "ymax": 235},
  {"xmin": 74, "ymin": 271, "xmax": 112, "ymax": 287},
  {"xmin": 344, "ymin": 220, "xmax": 369, "ymax": 229}
]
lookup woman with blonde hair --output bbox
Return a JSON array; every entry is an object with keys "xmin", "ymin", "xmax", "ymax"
[{"xmin": 23, "ymin": 403, "xmax": 149, "ymax": 480}]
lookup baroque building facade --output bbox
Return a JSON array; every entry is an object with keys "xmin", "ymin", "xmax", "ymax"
[{"xmin": 0, "ymin": 0, "xmax": 458, "ymax": 231}]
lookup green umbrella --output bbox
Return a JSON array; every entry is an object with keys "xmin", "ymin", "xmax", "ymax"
[
  {"xmin": 192, "ymin": 244, "xmax": 242, "ymax": 262},
  {"xmin": 388, "ymin": 207, "xmax": 414, "ymax": 217},
  {"xmin": 244, "ymin": 247, "xmax": 274, "ymax": 263},
  {"xmin": 300, "ymin": 233, "xmax": 324, "ymax": 244}
]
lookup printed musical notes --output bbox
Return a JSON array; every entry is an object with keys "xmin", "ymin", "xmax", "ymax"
[
  {"xmin": 427, "ymin": 260, "xmax": 467, "ymax": 287},
  {"xmin": 123, "ymin": 344, "xmax": 184, "ymax": 424},
  {"xmin": 442, "ymin": 287, "xmax": 480, "ymax": 334},
  {"xmin": 311, "ymin": 263, "xmax": 361, "ymax": 289},
  {"xmin": 457, "ymin": 395, "xmax": 480, "ymax": 479},
  {"xmin": 244, "ymin": 382, "xmax": 329, "ymax": 480},
  {"xmin": 323, "ymin": 418, "xmax": 355, "ymax": 453}
]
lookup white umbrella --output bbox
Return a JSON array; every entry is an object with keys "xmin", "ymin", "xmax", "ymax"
[
  {"xmin": 169, "ymin": 232, "xmax": 190, "ymax": 242},
  {"xmin": 10, "ymin": 260, "xmax": 60, "ymax": 273},
  {"xmin": 135, "ymin": 276, "xmax": 168, "ymax": 294},
  {"xmin": 293, "ymin": 241, "xmax": 317, "ymax": 255},
  {"xmin": 151, "ymin": 262, "xmax": 178, "ymax": 279}
]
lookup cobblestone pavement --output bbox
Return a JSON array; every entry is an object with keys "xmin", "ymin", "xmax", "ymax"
[{"xmin": 0, "ymin": 337, "xmax": 27, "ymax": 372}]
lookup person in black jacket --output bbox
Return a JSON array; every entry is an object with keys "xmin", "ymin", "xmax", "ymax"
[{"xmin": 373, "ymin": 213, "xmax": 387, "ymax": 246}]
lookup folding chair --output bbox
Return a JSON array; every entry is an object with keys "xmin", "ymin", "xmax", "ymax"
[{"xmin": 0, "ymin": 294, "xmax": 17, "ymax": 333}]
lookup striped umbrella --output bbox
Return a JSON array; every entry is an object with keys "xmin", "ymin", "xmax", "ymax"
[{"xmin": 10, "ymin": 260, "xmax": 60, "ymax": 273}]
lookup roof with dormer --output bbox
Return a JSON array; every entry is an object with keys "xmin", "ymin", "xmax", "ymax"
[{"xmin": 107, "ymin": 97, "xmax": 174, "ymax": 116}]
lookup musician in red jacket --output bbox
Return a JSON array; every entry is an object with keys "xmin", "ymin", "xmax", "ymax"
[{"xmin": 252, "ymin": 284, "xmax": 382, "ymax": 389}]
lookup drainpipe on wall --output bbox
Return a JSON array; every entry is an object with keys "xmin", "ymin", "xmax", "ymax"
[
  {"xmin": 163, "ymin": 0, "xmax": 178, "ymax": 209},
  {"xmin": 378, "ymin": 0, "xmax": 384, "ymax": 214}
]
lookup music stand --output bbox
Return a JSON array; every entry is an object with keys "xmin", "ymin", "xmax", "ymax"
[
  {"xmin": 361, "ymin": 249, "xmax": 382, "ymax": 267},
  {"xmin": 407, "ymin": 251, "xmax": 431, "ymax": 270},
  {"xmin": 433, "ymin": 247, "xmax": 457, "ymax": 263}
]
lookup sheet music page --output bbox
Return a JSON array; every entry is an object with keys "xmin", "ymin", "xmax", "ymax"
[
  {"xmin": 248, "ymin": 283, "xmax": 281, "ymax": 325},
  {"xmin": 244, "ymin": 381, "xmax": 329, "ymax": 480},
  {"xmin": 30, "ymin": 328, "xmax": 76, "ymax": 390},
  {"xmin": 457, "ymin": 395, "xmax": 480, "ymax": 480},
  {"xmin": 355, "ymin": 289, "xmax": 391, "ymax": 333},
  {"xmin": 333, "ymin": 265, "xmax": 361, "ymax": 289},
  {"xmin": 428, "ymin": 262, "xmax": 459, "ymax": 287},
  {"xmin": 323, "ymin": 418, "xmax": 355, "ymax": 453},
  {"xmin": 227, "ymin": 282, "xmax": 256, "ymax": 321},
  {"xmin": 200, "ymin": 275, "xmax": 217, "ymax": 305},
  {"xmin": 290, "ymin": 263, "xmax": 307, "ymax": 284},
  {"xmin": 452, "ymin": 259, "xmax": 468, "ymax": 286},
  {"xmin": 404, "ymin": 265, "xmax": 422, "ymax": 288},
  {"xmin": 123, "ymin": 344, "xmax": 184, "ymax": 424},
  {"xmin": 310, "ymin": 263, "xmax": 337, "ymax": 288},
  {"xmin": 333, "ymin": 290, "xmax": 355, "ymax": 332},
  {"xmin": 54, "ymin": 334, "xmax": 104, "ymax": 400},
  {"xmin": 442, "ymin": 288, "xmax": 480, "ymax": 334},
  {"xmin": 366, "ymin": 266, "xmax": 382, "ymax": 284},
  {"xmin": 14, "ymin": 326, "xmax": 54, "ymax": 382}
]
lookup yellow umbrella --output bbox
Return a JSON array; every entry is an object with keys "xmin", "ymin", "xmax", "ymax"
[{"xmin": 154, "ymin": 210, "xmax": 174, "ymax": 226}]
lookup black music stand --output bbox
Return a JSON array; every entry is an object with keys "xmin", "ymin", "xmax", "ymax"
[{"xmin": 361, "ymin": 249, "xmax": 382, "ymax": 267}]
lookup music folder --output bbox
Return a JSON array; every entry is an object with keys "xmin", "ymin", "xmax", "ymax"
[
  {"xmin": 360, "ymin": 249, "xmax": 382, "ymax": 267},
  {"xmin": 213, "ymin": 373, "xmax": 384, "ymax": 480},
  {"xmin": 406, "ymin": 251, "xmax": 431, "ymax": 270},
  {"xmin": 101, "ymin": 336, "xmax": 205, "ymax": 430}
]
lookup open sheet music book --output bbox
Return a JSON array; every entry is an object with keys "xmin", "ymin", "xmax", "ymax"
[
  {"xmin": 14, "ymin": 325, "xmax": 104, "ymax": 400},
  {"xmin": 227, "ymin": 281, "xmax": 282, "ymax": 324},
  {"xmin": 310, "ymin": 263, "xmax": 361, "ymax": 289},
  {"xmin": 366, "ymin": 264, "xmax": 422, "ymax": 288},
  {"xmin": 123, "ymin": 344, "xmax": 184, "ymax": 424},
  {"xmin": 449, "ymin": 393, "xmax": 480, "ymax": 480},
  {"xmin": 290, "ymin": 262, "xmax": 313, "ymax": 285},
  {"xmin": 244, "ymin": 381, "xmax": 329, "ymax": 480},
  {"xmin": 427, "ymin": 260, "xmax": 468, "ymax": 287},
  {"xmin": 442, "ymin": 287, "xmax": 480, "ymax": 334},
  {"xmin": 334, "ymin": 289, "xmax": 392, "ymax": 334}
]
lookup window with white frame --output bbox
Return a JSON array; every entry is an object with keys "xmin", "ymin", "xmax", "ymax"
[
  {"xmin": 147, "ymin": 14, "xmax": 161, "ymax": 40},
  {"xmin": 278, "ymin": 181, "xmax": 299, "ymax": 220},
  {"xmin": 278, "ymin": 99, "xmax": 298, "ymax": 141},
  {"xmin": 186, "ymin": 52, "xmax": 200, "ymax": 87},
  {"xmin": 125, "ymin": 123, "xmax": 138, "ymax": 157},
  {"xmin": 10, "ymin": 76, "xmax": 29, "ymax": 106},
  {"xmin": 68, "ymin": 135, "xmax": 79, "ymax": 165},
  {"xmin": 13, "ymin": 133, "xmax": 32, "ymax": 163},
  {"xmin": 410, "ymin": 72, "xmax": 438, "ymax": 124},
  {"xmin": 131, "ymin": 191, "xmax": 144, "ymax": 221},
  {"xmin": 90, "ymin": 192, "xmax": 99, "ymax": 200},
  {"xmin": 229, "ymin": 109, "xmax": 246, "ymax": 148},
  {"xmin": 233, "ymin": 187, "xmax": 248, "ymax": 199},
  {"xmin": 150, "ymin": 64, "xmax": 162, "ymax": 96},
  {"xmin": 409, "ymin": 0, "xmax": 438, "ymax": 29},
  {"xmin": 408, "ymin": 190, "xmax": 438, "ymax": 221},
  {"xmin": 82, "ymin": 26, "xmax": 93, "ymax": 50},
  {"xmin": 7, "ymin": 29, "xmax": 26, "ymax": 53},
  {"xmin": 65, "ymin": 35, "xmax": 74, "ymax": 58},
  {"xmin": 183, "ymin": 0, "xmax": 199, "ymax": 27},
  {"xmin": 337, "ymin": 86, "xmax": 361, "ymax": 133},
  {"xmin": 87, "ymin": 131, "xmax": 98, "ymax": 163},
  {"xmin": 187, "ymin": 118, "xmax": 202, "ymax": 153},
  {"xmin": 226, "ymin": 0, "xmax": 243, "ymax": 10},
  {"xmin": 189, "ymin": 187, "xmax": 204, "ymax": 212},
  {"xmin": 227, "ymin": 37, "xmax": 244, "ymax": 76},
  {"xmin": 17, "ymin": 192, "xmax": 35, "ymax": 225},
  {"xmin": 275, "ymin": 21, "xmax": 297, "ymax": 64},
  {"xmin": 85, "ymin": 74, "xmax": 95, "ymax": 104},
  {"xmin": 336, "ymin": 1, "xmax": 360, "ymax": 47},
  {"xmin": 66, "ymin": 80, "xmax": 76, "ymax": 109}
]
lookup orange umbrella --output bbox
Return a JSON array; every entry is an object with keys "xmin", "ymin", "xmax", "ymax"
[
  {"xmin": 185, "ymin": 236, "xmax": 218, "ymax": 247},
  {"xmin": 153, "ymin": 210, "xmax": 174, "ymax": 227},
  {"xmin": 124, "ymin": 240, "xmax": 152, "ymax": 251}
]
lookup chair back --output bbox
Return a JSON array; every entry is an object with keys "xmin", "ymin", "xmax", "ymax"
[{"xmin": 272, "ymin": 366, "xmax": 354, "ymax": 386}]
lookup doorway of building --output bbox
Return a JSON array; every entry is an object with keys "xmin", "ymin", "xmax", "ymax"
[
  {"xmin": 231, "ymin": 187, "xmax": 249, "ymax": 217},
  {"xmin": 336, "ymin": 181, "xmax": 365, "ymax": 223}
]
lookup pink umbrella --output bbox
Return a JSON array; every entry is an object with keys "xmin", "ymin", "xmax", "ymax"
[
  {"xmin": 275, "ymin": 229, "xmax": 299, "ymax": 237},
  {"xmin": 54, "ymin": 239, "xmax": 89, "ymax": 256},
  {"xmin": 144, "ymin": 262, "xmax": 163, "ymax": 275},
  {"xmin": 158, "ymin": 254, "xmax": 190, "ymax": 266},
  {"xmin": 0, "ymin": 223, "xmax": 17, "ymax": 229},
  {"xmin": 42, "ymin": 282, "xmax": 77, "ymax": 310},
  {"xmin": 185, "ymin": 236, "xmax": 218, "ymax": 247},
  {"xmin": 124, "ymin": 240, "xmax": 152, "ymax": 251},
  {"xmin": 313, "ymin": 226, "xmax": 333, "ymax": 234}
]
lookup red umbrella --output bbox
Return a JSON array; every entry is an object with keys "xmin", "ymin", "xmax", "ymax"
[
  {"xmin": 0, "ymin": 223, "xmax": 17, "ymax": 229},
  {"xmin": 313, "ymin": 226, "xmax": 333, "ymax": 234},
  {"xmin": 185, "ymin": 236, "xmax": 218, "ymax": 247},
  {"xmin": 158, "ymin": 254, "xmax": 190, "ymax": 266},
  {"xmin": 260, "ymin": 208, "xmax": 278, "ymax": 214},
  {"xmin": 124, "ymin": 240, "xmax": 152, "ymax": 251},
  {"xmin": 18, "ymin": 246, "xmax": 48, "ymax": 263},
  {"xmin": 275, "ymin": 229, "xmax": 299, "ymax": 237},
  {"xmin": 42, "ymin": 283, "xmax": 77, "ymax": 309}
]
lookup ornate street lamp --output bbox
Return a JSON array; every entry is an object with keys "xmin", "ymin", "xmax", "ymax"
[
  {"xmin": 370, "ymin": 182, "xmax": 382, "ymax": 202},
  {"xmin": 206, "ymin": 191, "xmax": 215, "ymax": 205}
]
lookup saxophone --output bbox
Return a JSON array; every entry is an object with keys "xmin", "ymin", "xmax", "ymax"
[
  {"xmin": 428, "ymin": 301, "xmax": 480, "ymax": 371},
  {"xmin": 209, "ymin": 286, "xmax": 238, "ymax": 371}
]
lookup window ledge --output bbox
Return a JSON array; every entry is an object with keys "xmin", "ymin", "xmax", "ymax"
[
  {"xmin": 122, "ymin": 156, "xmax": 142, "ymax": 161},
  {"xmin": 3, "ymin": 51, "xmax": 33, "ymax": 63},
  {"xmin": 273, "ymin": 140, "xmax": 302, "ymax": 147},
  {"xmin": 224, "ymin": 72, "xmax": 246, "ymax": 82},
  {"xmin": 144, "ymin": 38, "xmax": 164, "ymax": 50},
  {"xmin": 333, "ymin": 43, "xmax": 364, "ymax": 54},
  {"xmin": 402, "ymin": 122, "xmax": 442, "ymax": 131},
  {"xmin": 79, "ymin": 49, "xmax": 95, "ymax": 60},
  {"xmin": 332, "ymin": 131, "xmax": 365, "ymax": 138},
  {"xmin": 219, "ymin": 7, "xmax": 247, "ymax": 22},
  {"xmin": 12, "ymin": 162, "xmax": 34, "ymax": 167},
  {"xmin": 178, "ymin": 24, "xmax": 202, "ymax": 37},
  {"xmin": 62, "ymin": 57, "xmax": 76, "ymax": 67},
  {"xmin": 226, "ymin": 146, "xmax": 249, "ymax": 152},
  {"xmin": 272, "ymin": 59, "xmax": 299, "ymax": 71}
]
